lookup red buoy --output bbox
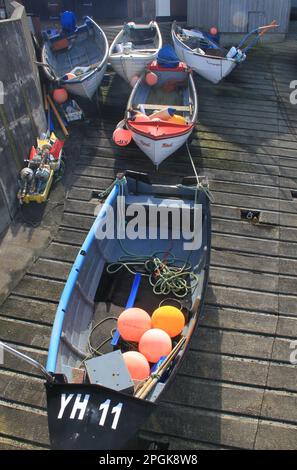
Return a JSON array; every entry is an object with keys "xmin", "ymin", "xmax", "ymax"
[
  {"xmin": 113, "ymin": 127, "xmax": 132, "ymax": 147},
  {"xmin": 145, "ymin": 72, "xmax": 158, "ymax": 86},
  {"xmin": 53, "ymin": 88, "xmax": 68, "ymax": 104},
  {"xmin": 210, "ymin": 26, "xmax": 218, "ymax": 36}
]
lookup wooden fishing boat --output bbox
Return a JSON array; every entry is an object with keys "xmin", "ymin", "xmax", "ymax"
[
  {"xmin": 42, "ymin": 14, "xmax": 108, "ymax": 100},
  {"xmin": 172, "ymin": 20, "xmax": 278, "ymax": 84},
  {"xmin": 42, "ymin": 172, "xmax": 211, "ymax": 450},
  {"xmin": 125, "ymin": 57, "xmax": 198, "ymax": 168},
  {"xmin": 109, "ymin": 21, "xmax": 162, "ymax": 85}
]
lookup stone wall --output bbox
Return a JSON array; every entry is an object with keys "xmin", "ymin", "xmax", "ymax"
[{"xmin": 0, "ymin": 1, "xmax": 46, "ymax": 234}]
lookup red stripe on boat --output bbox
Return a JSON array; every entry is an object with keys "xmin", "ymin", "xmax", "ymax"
[
  {"xmin": 127, "ymin": 120, "xmax": 193, "ymax": 140},
  {"xmin": 148, "ymin": 60, "xmax": 188, "ymax": 72}
]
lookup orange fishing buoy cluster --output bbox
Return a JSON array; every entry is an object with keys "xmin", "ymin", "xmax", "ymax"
[
  {"xmin": 123, "ymin": 351, "xmax": 150, "ymax": 380},
  {"xmin": 145, "ymin": 71, "xmax": 158, "ymax": 86},
  {"xmin": 152, "ymin": 306, "xmax": 185, "ymax": 338},
  {"xmin": 53, "ymin": 88, "xmax": 68, "ymax": 104},
  {"xmin": 117, "ymin": 308, "xmax": 151, "ymax": 342},
  {"xmin": 139, "ymin": 329, "xmax": 172, "ymax": 363},
  {"xmin": 113, "ymin": 127, "xmax": 132, "ymax": 147}
]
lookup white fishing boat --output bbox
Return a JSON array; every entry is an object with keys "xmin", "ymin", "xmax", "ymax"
[
  {"xmin": 124, "ymin": 47, "xmax": 198, "ymax": 168},
  {"xmin": 42, "ymin": 13, "xmax": 109, "ymax": 100},
  {"xmin": 172, "ymin": 20, "xmax": 278, "ymax": 84},
  {"xmin": 109, "ymin": 21, "xmax": 162, "ymax": 85}
]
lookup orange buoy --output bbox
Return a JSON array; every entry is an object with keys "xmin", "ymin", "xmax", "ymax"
[
  {"xmin": 123, "ymin": 351, "xmax": 150, "ymax": 381},
  {"xmin": 133, "ymin": 112, "xmax": 150, "ymax": 123},
  {"xmin": 53, "ymin": 88, "xmax": 68, "ymax": 104},
  {"xmin": 130, "ymin": 75, "xmax": 140, "ymax": 87},
  {"xmin": 210, "ymin": 26, "xmax": 218, "ymax": 36},
  {"xmin": 117, "ymin": 308, "xmax": 152, "ymax": 342},
  {"xmin": 145, "ymin": 72, "xmax": 158, "ymax": 86},
  {"xmin": 139, "ymin": 329, "xmax": 172, "ymax": 363},
  {"xmin": 152, "ymin": 306, "xmax": 185, "ymax": 338},
  {"xmin": 113, "ymin": 127, "xmax": 132, "ymax": 147},
  {"xmin": 168, "ymin": 114, "xmax": 187, "ymax": 126}
]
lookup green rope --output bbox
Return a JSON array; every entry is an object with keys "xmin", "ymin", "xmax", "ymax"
[{"xmin": 96, "ymin": 176, "xmax": 127, "ymax": 201}]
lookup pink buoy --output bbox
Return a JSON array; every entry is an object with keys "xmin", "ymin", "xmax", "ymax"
[
  {"xmin": 53, "ymin": 88, "xmax": 68, "ymax": 104},
  {"xmin": 117, "ymin": 308, "xmax": 152, "ymax": 342},
  {"xmin": 145, "ymin": 72, "xmax": 158, "ymax": 86},
  {"xmin": 139, "ymin": 328, "xmax": 172, "ymax": 363},
  {"xmin": 113, "ymin": 127, "xmax": 132, "ymax": 147},
  {"xmin": 210, "ymin": 26, "xmax": 218, "ymax": 36},
  {"xmin": 130, "ymin": 75, "xmax": 140, "ymax": 87},
  {"xmin": 123, "ymin": 351, "xmax": 150, "ymax": 381}
]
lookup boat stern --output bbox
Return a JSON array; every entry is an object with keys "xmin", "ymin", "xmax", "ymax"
[{"xmin": 45, "ymin": 382, "xmax": 156, "ymax": 450}]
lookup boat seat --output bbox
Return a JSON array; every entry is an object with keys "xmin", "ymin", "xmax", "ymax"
[{"xmin": 140, "ymin": 104, "xmax": 191, "ymax": 112}]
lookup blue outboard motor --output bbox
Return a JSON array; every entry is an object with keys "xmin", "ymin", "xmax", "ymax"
[
  {"xmin": 157, "ymin": 45, "xmax": 180, "ymax": 69},
  {"xmin": 60, "ymin": 11, "xmax": 77, "ymax": 34}
]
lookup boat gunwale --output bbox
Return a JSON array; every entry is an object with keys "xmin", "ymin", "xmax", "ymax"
[{"xmin": 46, "ymin": 185, "xmax": 120, "ymax": 373}]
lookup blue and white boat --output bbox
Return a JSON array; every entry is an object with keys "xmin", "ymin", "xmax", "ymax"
[{"xmin": 42, "ymin": 12, "xmax": 108, "ymax": 100}]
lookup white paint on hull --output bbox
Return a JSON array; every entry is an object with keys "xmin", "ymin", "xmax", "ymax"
[
  {"xmin": 172, "ymin": 31, "xmax": 237, "ymax": 84},
  {"xmin": 130, "ymin": 130, "xmax": 192, "ymax": 168},
  {"xmin": 63, "ymin": 65, "xmax": 107, "ymax": 100},
  {"xmin": 110, "ymin": 54, "xmax": 159, "ymax": 84}
]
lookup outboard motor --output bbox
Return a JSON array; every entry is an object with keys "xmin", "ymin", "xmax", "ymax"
[{"xmin": 60, "ymin": 11, "xmax": 77, "ymax": 34}]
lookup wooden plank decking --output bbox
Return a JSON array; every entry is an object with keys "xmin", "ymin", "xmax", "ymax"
[{"xmin": 0, "ymin": 24, "xmax": 297, "ymax": 450}]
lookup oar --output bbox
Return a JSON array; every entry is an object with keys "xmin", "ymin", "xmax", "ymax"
[
  {"xmin": 111, "ymin": 272, "xmax": 142, "ymax": 346},
  {"xmin": 47, "ymin": 95, "xmax": 69, "ymax": 138},
  {"xmin": 135, "ymin": 336, "xmax": 187, "ymax": 399},
  {"xmin": 0, "ymin": 341, "xmax": 54, "ymax": 383}
]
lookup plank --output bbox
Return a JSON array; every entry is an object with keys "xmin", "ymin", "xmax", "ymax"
[{"xmin": 0, "ymin": 402, "xmax": 49, "ymax": 446}]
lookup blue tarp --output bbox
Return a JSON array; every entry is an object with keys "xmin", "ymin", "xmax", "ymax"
[{"xmin": 157, "ymin": 45, "xmax": 180, "ymax": 68}]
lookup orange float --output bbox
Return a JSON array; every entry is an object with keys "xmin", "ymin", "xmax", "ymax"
[
  {"xmin": 117, "ymin": 307, "xmax": 151, "ymax": 342},
  {"xmin": 123, "ymin": 351, "xmax": 150, "ymax": 380},
  {"xmin": 63, "ymin": 73, "xmax": 76, "ymax": 81},
  {"xmin": 152, "ymin": 306, "xmax": 185, "ymax": 338},
  {"xmin": 145, "ymin": 72, "xmax": 158, "ymax": 86},
  {"xmin": 113, "ymin": 127, "xmax": 132, "ymax": 147},
  {"xmin": 53, "ymin": 88, "xmax": 68, "ymax": 104},
  {"xmin": 139, "ymin": 328, "xmax": 172, "ymax": 363}
]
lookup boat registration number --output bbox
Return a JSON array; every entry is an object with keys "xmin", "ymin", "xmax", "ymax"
[{"xmin": 57, "ymin": 393, "xmax": 123, "ymax": 431}]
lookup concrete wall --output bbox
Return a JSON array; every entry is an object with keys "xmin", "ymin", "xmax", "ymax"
[{"xmin": 0, "ymin": 1, "xmax": 46, "ymax": 234}]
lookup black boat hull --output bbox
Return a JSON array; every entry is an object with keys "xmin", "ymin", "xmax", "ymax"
[{"xmin": 46, "ymin": 382, "xmax": 156, "ymax": 450}]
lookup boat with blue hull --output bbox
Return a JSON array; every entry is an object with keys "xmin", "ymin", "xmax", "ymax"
[{"xmin": 1, "ymin": 172, "xmax": 211, "ymax": 450}]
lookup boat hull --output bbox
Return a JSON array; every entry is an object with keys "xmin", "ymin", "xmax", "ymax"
[
  {"xmin": 46, "ymin": 381, "xmax": 155, "ymax": 450},
  {"xmin": 110, "ymin": 54, "xmax": 158, "ymax": 84},
  {"xmin": 129, "ymin": 127, "xmax": 193, "ymax": 168},
  {"xmin": 172, "ymin": 28, "xmax": 237, "ymax": 84},
  {"xmin": 62, "ymin": 64, "xmax": 107, "ymax": 100}
]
